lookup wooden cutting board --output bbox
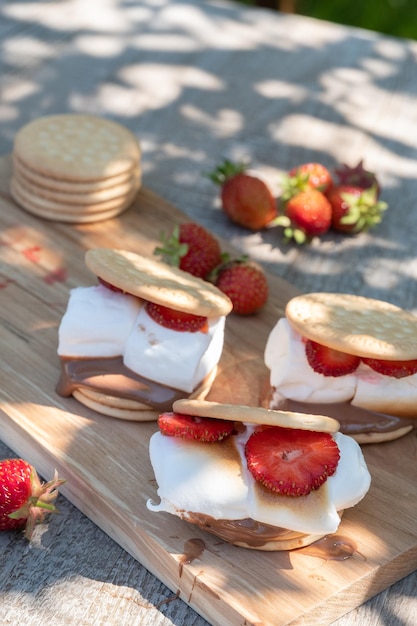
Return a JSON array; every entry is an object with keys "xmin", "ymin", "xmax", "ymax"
[{"xmin": 0, "ymin": 154, "xmax": 416, "ymax": 626}]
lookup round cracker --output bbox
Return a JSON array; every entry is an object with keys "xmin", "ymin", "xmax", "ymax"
[
  {"xmin": 76, "ymin": 387, "xmax": 150, "ymax": 411},
  {"xmin": 13, "ymin": 167, "xmax": 141, "ymax": 204},
  {"xmin": 14, "ymin": 114, "xmax": 140, "ymax": 181},
  {"xmin": 72, "ymin": 368, "xmax": 217, "ymax": 421},
  {"xmin": 10, "ymin": 178, "xmax": 136, "ymax": 223},
  {"xmin": 73, "ymin": 389, "xmax": 157, "ymax": 421},
  {"xmin": 351, "ymin": 425, "xmax": 413, "ymax": 445},
  {"xmin": 85, "ymin": 248, "xmax": 233, "ymax": 318},
  {"xmin": 10, "ymin": 176, "xmax": 138, "ymax": 213},
  {"xmin": 13, "ymin": 153, "xmax": 140, "ymax": 192},
  {"xmin": 172, "ymin": 399, "xmax": 340, "ymax": 433},
  {"xmin": 286, "ymin": 292, "xmax": 417, "ymax": 360}
]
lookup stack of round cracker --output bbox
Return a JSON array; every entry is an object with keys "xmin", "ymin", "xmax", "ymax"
[{"xmin": 10, "ymin": 114, "xmax": 141, "ymax": 223}]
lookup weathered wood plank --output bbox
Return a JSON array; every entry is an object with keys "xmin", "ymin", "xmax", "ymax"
[{"xmin": 1, "ymin": 155, "xmax": 416, "ymax": 625}]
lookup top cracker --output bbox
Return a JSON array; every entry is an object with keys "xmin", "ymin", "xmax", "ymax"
[
  {"xmin": 85, "ymin": 248, "xmax": 233, "ymax": 318},
  {"xmin": 173, "ymin": 399, "xmax": 340, "ymax": 433},
  {"xmin": 14, "ymin": 114, "xmax": 141, "ymax": 181},
  {"xmin": 286, "ymin": 292, "xmax": 417, "ymax": 360}
]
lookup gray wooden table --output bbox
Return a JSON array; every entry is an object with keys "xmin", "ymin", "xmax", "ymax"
[{"xmin": 1, "ymin": 0, "xmax": 416, "ymax": 624}]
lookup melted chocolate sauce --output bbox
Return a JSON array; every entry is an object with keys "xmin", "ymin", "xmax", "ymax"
[
  {"xmin": 179, "ymin": 538, "xmax": 206, "ymax": 577},
  {"xmin": 273, "ymin": 397, "xmax": 415, "ymax": 436},
  {"xmin": 184, "ymin": 514, "xmax": 305, "ymax": 548},
  {"xmin": 297, "ymin": 534, "xmax": 358, "ymax": 561},
  {"xmin": 56, "ymin": 356, "xmax": 189, "ymax": 411}
]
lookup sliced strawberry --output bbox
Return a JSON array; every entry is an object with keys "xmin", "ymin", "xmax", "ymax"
[
  {"xmin": 145, "ymin": 301, "xmax": 208, "ymax": 332},
  {"xmin": 158, "ymin": 411, "xmax": 235, "ymax": 442},
  {"xmin": 244, "ymin": 426, "xmax": 340, "ymax": 496},
  {"xmin": 305, "ymin": 339, "xmax": 360, "ymax": 377},
  {"xmin": 362, "ymin": 357, "xmax": 417, "ymax": 379}
]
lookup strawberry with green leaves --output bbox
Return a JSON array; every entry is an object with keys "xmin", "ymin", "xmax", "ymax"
[
  {"xmin": 244, "ymin": 426, "xmax": 340, "ymax": 496},
  {"xmin": 328, "ymin": 185, "xmax": 387, "ymax": 234},
  {"xmin": 272, "ymin": 188, "xmax": 332, "ymax": 244},
  {"xmin": 208, "ymin": 159, "xmax": 277, "ymax": 231},
  {"xmin": 334, "ymin": 159, "xmax": 380, "ymax": 196},
  {"xmin": 284, "ymin": 162, "xmax": 334, "ymax": 198},
  {"xmin": 158, "ymin": 411, "xmax": 235, "ymax": 442},
  {"xmin": 0, "ymin": 459, "xmax": 65, "ymax": 539},
  {"xmin": 154, "ymin": 222, "xmax": 222, "ymax": 279},
  {"xmin": 209, "ymin": 255, "xmax": 268, "ymax": 315}
]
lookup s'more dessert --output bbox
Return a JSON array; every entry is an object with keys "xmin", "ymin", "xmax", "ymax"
[
  {"xmin": 265, "ymin": 292, "xmax": 417, "ymax": 443},
  {"xmin": 10, "ymin": 114, "xmax": 141, "ymax": 223},
  {"xmin": 56, "ymin": 248, "xmax": 233, "ymax": 420},
  {"xmin": 147, "ymin": 400, "xmax": 371, "ymax": 551}
]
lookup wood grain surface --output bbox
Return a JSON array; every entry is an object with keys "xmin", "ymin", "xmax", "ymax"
[
  {"xmin": 1, "ymin": 154, "xmax": 416, "ymax": 626},
  {"xmin": 1, "ymin": 0, "xmax": 417, "ymax": 623}
]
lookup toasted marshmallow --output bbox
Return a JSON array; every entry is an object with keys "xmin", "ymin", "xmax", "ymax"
[
  {"xmin": 123, "ymin": 307, "xmax": 225, "ymax": 392},
  {"xmin": 57, "ymin": 285, "xmax": 142, "ymax": 357},
  {"xmin": 147, "ymin": 425, "xmax": 370, "ymax": 536},
  {"xmin": 58, "ymin": 284, "xmax": 226, "ymax": 393},
  {"xmin": 265, "ymin": 318, "xmax": 356, "ymax": 404},
  {"xmin": 265, "ymin": 317, "xmax": 417, "ymax": 418}
]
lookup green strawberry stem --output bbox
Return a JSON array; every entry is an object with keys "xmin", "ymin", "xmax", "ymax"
[
  {"xmin": 9, "ymin": 469, "xmax": 66, "ymax": 540},
  {"xmin": 206, "ymin": 158, "xmax": 247, "ymax": 185},
  {"xmin": 280, "ymin": 171, "xmax": 311, "ymax": 201},
  {"xmin": 339, "ymin": 185, "xmax": 387, "ymax": 232},
  {"xmin": 154, "ymin": 225, "xmax": 189, "ymax": 267},
  {"xmin": 206, "ymin": 251, "xmax": 249, "ymax": 283},
  {"xmin": 268, "ymin": 215, "xmax": 311, "ymax": 245}
]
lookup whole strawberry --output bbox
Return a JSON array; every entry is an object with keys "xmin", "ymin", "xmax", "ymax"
[
  {"xmin": 285, "ymin": 162, "xmax": 334, "ymax": 198},
  {"xmin": 210, "ymin": 256, "xmax": 268, "ymax": 315},
  {"xmin": 334, "ymin": 159, "xmax": 381, "ymax": 196},
  {"xmin": 208, "ymin": 159, "xmax": 277, "ymax": 231},
  {"xmin": 0, "ymin": 458, "xmax": 65, "ymax": 539},
  {"xmin": 272, "ymin": 188, "xmax": 332, "ymax": 244},
  {"xmin": 328, "ymin": 184, "xmax": 387, "ymax": 233},
  {"xmin": 154, "ymin": 222, "xmax": 222, "ymax": 279}
]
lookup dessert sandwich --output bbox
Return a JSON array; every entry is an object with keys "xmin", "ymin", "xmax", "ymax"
[
  {"xmin": 265, "ymin": 292, "xmax": 417, "ymax": 443},
  {"xmin": 147, "ymin": 399, "xmax": 371, "ymax": 551},
  {"xmin": 56, "ymin": 248, "xmax": 233, "ymax": 420}
]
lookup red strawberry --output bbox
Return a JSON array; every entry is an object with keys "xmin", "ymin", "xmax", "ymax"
[
  {"xmin": 362, "ymin": 357, "xmax": 417, "ymax": 379},
  {"xmin": 244, "ymin": 426, "xmax": 340, "ymax": 496},
  {"xmin": 328, "ymin": 185, "xmax": 387, "ymax": 233},
  {"xmin": 335, "ymin": 159, "xmax": 380, "ymax": 196},
  {"xmin": 286, "ymin": 162, "xmax": 334, "ymax": 197},
  {"xmin": 208, "ymin": 159, "xmax": 277, "ymax": 231},
  {"xmin": 145, "ymin": 301, "xmax": 208, "ymax": 332},
  {"xmin": 158, "ymin": 411, "xmax": 235, "ymax": 442},
  {"xmin": 272, "ymin": 189, "xmax": 332, "ymax": 244},
  {"xmin": 0, "ymin": 459, "xmax": 65, "ymax": 540},
  {"xmin": 305, "ymin": 339, "xmax": 361, "ymax": 377},
  {"xmin": 209, "ymin": 256, "xmax": 268, "ymax": 315},
  {"xmin": 98, "ymin": 277, "xmax": 125, "ymax": 293},
  {"xmin": 154, "ymin": 223, "xmax": 222, "ymax": 279}
]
